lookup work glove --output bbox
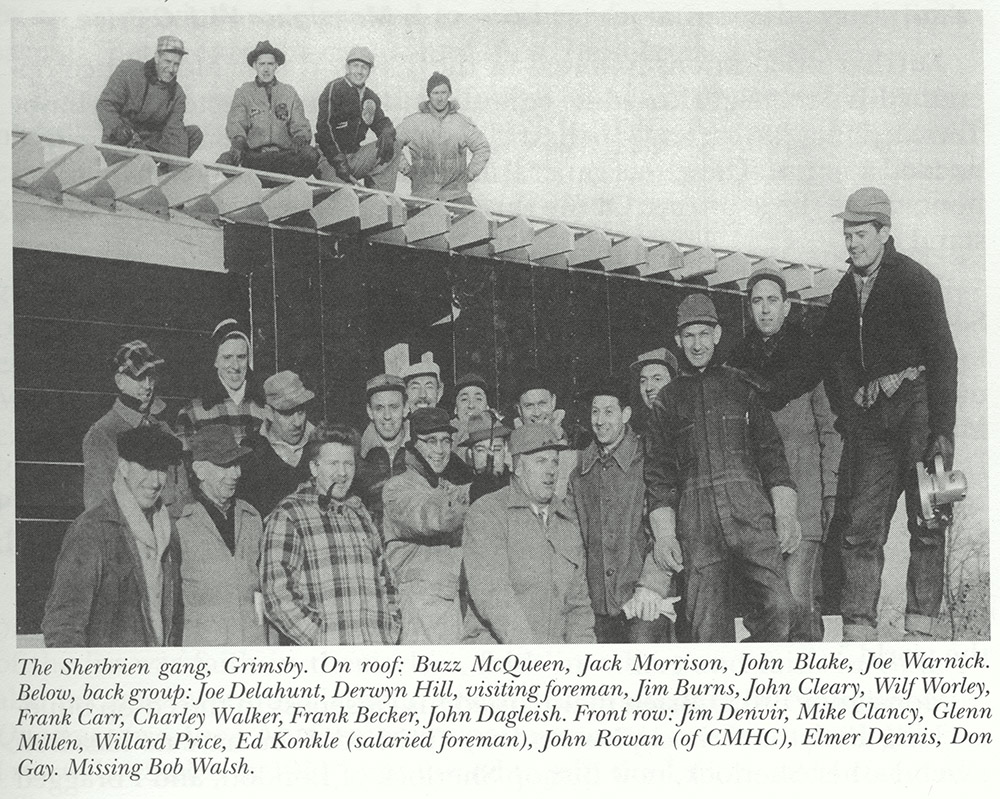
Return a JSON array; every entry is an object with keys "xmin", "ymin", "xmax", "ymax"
[
  {"xmin": 331, "ymin": 152, "xmax": 356, "ymax": 184},
  {"xmin": 399, "ymin": 156, "xmax": 412, "ymax": 177},
  {"xmin": 923, "ymin": 433, "xmax": 954, "ymax": 472},
  {"xmin": 227, "ymin": 136, "xmax": 247, "ymax": 166},
  {"xmin": 376, "ymin": 128, "xmax": 396, "ymax": 164},
  {"xmin": 110, "ymin": 121, "xmax": 134, "ymax": 146},
  {"xmin": 292, "ymin": 137, "xmax": 312, "ymax": 154},
  {"xmin": 622, "ymin": 587, "xmax": 677, "ymax": 623},
  {"xmin": 770, "ymin": 484, "xmax": 801, "ymax": 554},
  {"xmin": 649, "ymin": 507, "xmax": 683, "ymax": 574}
]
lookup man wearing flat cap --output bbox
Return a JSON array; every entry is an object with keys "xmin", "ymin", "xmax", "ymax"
[
  {"xmin": 354, "ymin": 374, "xmax": 408, "ymax": 531},
  {"xmin": 177, "ymin": 425, "xmax": 267, "ymax": 646},
  {"xmin": 817, "ymin": 188, "xmax": 958, "ymax": 642},
  {"xmin": 97, "ymin": 35, "xmax": 202, "ymax": 161},
  {"xmin": 645, "ymin": 293, "xmax": 799, "ymax": 643},
  {"xmin": 463, "ymin": 423, "xmax": 595, "ymax": 644},
  {"xmin": 239, "ymin": 370, "xmax": 316, "ymax": 517},
  {"xmin": 83, "ymin": 339, "xmax": 188, "ymax": 516},
  {"xmin": 728, "ymin": 267, "xmax": 841, "ymax": 642},
  {"xmin": 316, "ymin": 46, "xmax": 401, "ymax": 190},
  {"xmin": 382, "ymin": 407, "xmax": 471, "ymax": 644},
  {"xmin": 43, "ymin": 426, "xmax": 184, "ymax": 647},
  {"xmin": 396, "ymin": 72, "xmax": 491, "ymax": 205},
  {"xmin": 217, "ymin": 41, "xmax": 320, "ymax": 177}
]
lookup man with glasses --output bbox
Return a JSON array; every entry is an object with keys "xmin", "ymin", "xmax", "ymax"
[{"xmin": 382, "ymin": 407, "xmax": 470, "ymax": 644}]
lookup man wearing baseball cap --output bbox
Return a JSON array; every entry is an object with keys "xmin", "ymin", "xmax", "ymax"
[
  {"xmin": 43, "ymin": 426, "xmax": 184, "ymax": 647},
  {"xmin": 353, "ymin": 374, "xmax": 408, "ymax": 531},
  {"xmin": 238, "ymin": 370, "xmax": 317, "ymax": 517},
  {"xmin": 644, "ymin": 293, "xmax": 799, "ymax": 642},
  {"xmin": 463, "ymin": 423, "xmax": 595, "ymax": 644},
  {"xmin": 177, "ymin": 425, "xmax": 266, "ymax": 646},
  {"xmin": 97, "ymin": 35, "xmax": 202, "ymax": 161},
  {"xmin": 217, "ymin": 41, "xmax": 320, "ymax": 178},
  {"xmin": 382, "ymin": 407, "xmax": 471, "ymax": 644},
  {"xmin": 316, "ymin": 46, "xmax": 401, "ymax": 190},
  {"xmin": 83, "ymin": 339, "xmax": 188, "ymax": 515},
  {"xmin": 818, "ymin": 187, "xmax": 958, "ymax": 642},
  {"xmin": 728, "ymin": 267, "xmax": 842, "ymax": 641}
]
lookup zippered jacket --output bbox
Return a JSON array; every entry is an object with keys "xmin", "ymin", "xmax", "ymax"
[{"xmin": 316, "ymin": 76, "xmax": 394, "ymax": 161}]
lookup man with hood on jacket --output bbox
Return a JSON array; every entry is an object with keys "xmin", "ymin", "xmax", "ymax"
[{"xmin": 396, "ymin": 72, "xmax": 491, "ymax": 206}]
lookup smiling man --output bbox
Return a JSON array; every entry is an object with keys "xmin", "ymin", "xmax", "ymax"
[
  {"xmin": 97, "ymin": 35, "xmax": 202, "ymax": 160},
  {"xmin": 644, "ymin": 293, "xmax": 799, "ymax": 643},
  {"xmin": 354, "ymin": 374, "xmax": 408, "ymax": 531}
]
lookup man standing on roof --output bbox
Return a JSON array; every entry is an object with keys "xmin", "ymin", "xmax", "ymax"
[
  {"xmin": 217, "ymin": 41, "xmax": 319, "ymax": 178},
  {"xmin": 729, "ymin": 266, "xmax": 841, "ymax": 642},
  {"xmin": 316, "ymin": 46, "xmax": 401, "ymax": 191},
  {"xmin": 396, "ymin": 72, "xmax": 491, "ymax": 206},
  {"xmin": 818, "ymin": 188, "xmax": 958, "ymax": 642},
  {"xmin": 97, "ymin": 35, "xmax": 202, "ymax": 160}
]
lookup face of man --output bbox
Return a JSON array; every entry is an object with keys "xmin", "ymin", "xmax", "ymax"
[
  {"xmin": 750, "ymin": 279, "xmax": 791, "ymax": 339},
  {"xmin": 591, "ymin": 395, "xmax": 631, "ymax": 447},
  {"xmin": 193, "ymin": 461, "xmax": 241, "ymax": 506},
  {"xmin": 843, "ymin": 221, "xmax": 890, "ymax": 272},
  {"xmin": 346, "ymin": 60, "xmax": 371, "ymax": 87},
  {"xmin": 367, "ymin": 390, "xmax": 405, "ymax": 442},
  {"xmin": 515, "ymin": 450, "xmax": 559, "ymax": 505},
  {"xmin": 429, "ymin": 84, "xmax": 451, "ymax": 113},
  {"xmin": 119, "ymin": 459, "xmax": 167, "ymax": 511},
  {"xmin": 310, "ymin": 442, "xmax": 356, "ymax": 500},
  {"xmin": 215, "ymin": 337, "xmax": 249, "ymax": 392},
  {"xmin": 254, "ymin": 54, "xmax": 277, "ymax": 83},
  {"xmin": 270, "ymin": 405, "xmax": 308, "ymax": 445},
  {"xmin": 454, "ymin": 386, "xmax": 487, "ymax": 422},
  {"xmin": 471, "ymin": 438, "xmax": 507, "ymax": 472},
  {"xmin": 414, "ymin": 432, "xmax": 452, "ymax": 475},
  {"xmin": 115, "ymin": 370, "xmax": 156, "ymax": 410},
  {"xmin": 154, "ymin": 51, "xmax": 183, "ymax": 83},
  {"xmin": 406, "ymin": 376, "xmax": 442, "ymax": 411},
  {"xmin": 676, "ymin": 323, "xmax": 721, "ymax": 371},
  {"xmin": 518, "ymin": 389, "xmax": 556, "ymax": 425},
  {"xmin": 638, "ymin": 363, "xmax": 670, "ymax": 409}
]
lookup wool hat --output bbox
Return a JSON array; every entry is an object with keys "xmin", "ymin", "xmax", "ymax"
[
  {"xmin": 427, "ymin": 71, "xmax": 452, "ymax": 95},
  {"xmin": 156, "ymin": 35, "xmax": 188, "ymax": 55},
  {"xmin": 629, "ymin": 347, "xmax": 678, "ymax": 378},
  {"xmin": 675, "ymin": 294, "xmax": 718, "ymax": 331},
  {"xmin": 578, "ymin": 374, "xmax": 630, "ymax": 409},
  {"xmin": 117, "ymin": 426, "xmax": 183, "ymax": 471},
  {"xmin": 509, "ymin": 423, "xmax": 568, "ymax": 457},
  {"xmin": 746, "ymin": 265, "xmax": 788, "ymax": 298},
  {"xmin": 459, "ymin": 412, "xmax": 512, "ymax": 448},
  {"xmin": 346, "ymin": 46, "xmax": 375, "ymax": 67},
  {"xmin": 409, "ymin": 407, "xmax": 456, "ymax": 438},
  {"xmin": 455, "ymin": 372, "xmax": 488, "ymax": 395},
  {"xmin": 113, "ymin": 340, "xmax": 164, "ymax": 379},
  {"xmin": 514, "ymin": 367, "xmax": 556, "ymax": 402},
  {"xmin": 366, "ymin": 373, "xmax": 406, "ymax": 400},
  {"xmin": 834, "ymin": 187, "xmax": 891, "ymax": 227},
  {"xmin": 247, "ymin": 40, "xmax": 286, "ymax": 66},
  {"xmin": 264, "ymin": 370, "xmax": 314, "ymax": 411},
  {"xmin": 212, "ymin": 318, "xmax": 251, "ymax": 352},
  {"xmin": 188, "ymin": 424, "xmax": 252, "ymax": 466}
]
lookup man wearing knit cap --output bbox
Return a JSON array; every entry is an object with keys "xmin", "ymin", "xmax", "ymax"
[
  {"xmin": 644, "ymin": 293, "xmax": 799, "ymax": 642},
  {"xmin": 217, "ymin": 41, "xmax": 320, "ymax": 177},
  {"xmin": 83, "ymin": 339, "xmax": 188, "ymax": 516},
  {"xmin": 729, "ymin": 266, "xmax": 841, "ymax": 642},
  {"xmin": 238, "ymin": 370, "xmax": 317, "ymax": 517},
  {"xmin": 817, "ymin": 187, "xmax": 958, "ymax": 642},
  {"xmin": 97, "ymin": 35, "xmax": 202, "ymax": 161},
  {"xmin": 316, "ymin": 46, "xmax": 401, "ymax": 190},
  {"xmin": 176, "ymin": 318, "xmax": 266, "ymax": 449},
  {"xmin": 396, "ymin": 72, "xmax": 491, "ymax": 205},
  {"xmin": 353, "ymin": 374, "xmax": 408, "ymax": 531},
  {"xmin": 43, "ymin": 426, "xmax": 184, "ymax": 647},
  {"xmin": 382, "ymin": 407, "xmax": 471, "ymax": 644},
  {"xmin": 463, "ymin": 423, "xmax": 595, "ymax": 644}
]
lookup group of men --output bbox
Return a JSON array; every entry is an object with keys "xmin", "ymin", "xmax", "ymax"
[{"xmin": 97, "ymin": 36, "xmax": 491, "ymax": 204}]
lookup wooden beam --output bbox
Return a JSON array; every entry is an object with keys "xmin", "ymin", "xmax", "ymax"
[
  {"xmin": 641, "ymin": 242, "xmax": 684, "ymax": 278},
  {"xmin": 797, "ymin": 268, "xmax": 844, "ymax": 301},
  {"xmin": 674, "ymin": 246, "xmax": 718, "ymax": 280},
  {"xmin": 447, "ymin": 209, "xmax": 495, "ymax": 251},
  {"xmin": 310, "ymin": 187, "xmax": 360, "ymax": 229},
  {"xmin": 704, "ymin": 251, "xmax": 752, "ymax": 286},
  {"xmin": 529, "ymin": 222, "xmax": 573, "ymax": 263},
  {"xmin": 12, "ymin": 133, "xmax": 45, "ymax": 182},
  {"xmin": 601, "ymin": 236, "xmax": 648, "ymax": 272},
  {"xmin": 183, "ymin": 170, "xmax": 263, "ymax": 222},
  {"xmin": 20, "ymin": 144, "xmax": 106, "ymax": 204},
  {"xmin": 228, "ymin": 179, "xmax": 312, "ymax": 224},
  {"xmin": 490, "ymin": 217, "xmax": 534, "ymax": 262},
  {"xmin": 157, "ymin": 162, "xmax": 212, "ymax": 208},
  {"xmin": 405, "ymin": 203, "xmax": 451, "ymax": 245},
  {"xmin": 781, "ymin": 263, "xmax": 815, "ymax": 294},
  {"xmin": 567, "ymin": 229, "xmax": 612, "ymax": 267},
  {"xmin": 359, "ymin": 193, "xmax": 407, "ymax": 231}
]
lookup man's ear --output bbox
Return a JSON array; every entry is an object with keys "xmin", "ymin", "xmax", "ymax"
[
  {"xmin": 674, "ymin": 333, "xmax": 682, "ymax": 349},
  {"xmin": 622, "ymin": 406, "xmax": 632, "ymax": 426},
  {"xmin": 366, "ymin": 404, "xmax": 375, "ymax": 422},
  {"xmin": 713, "ymin": 326, "xmax": 722, "ymax": 345},
  {"xmin": 878, "ymin": 225, "xmax": 891, "ymax": 244}
]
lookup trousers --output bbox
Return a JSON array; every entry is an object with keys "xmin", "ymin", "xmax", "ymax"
[{"xmin": 317, "ymin": 140, "xmax": 402, "ymax": 192}]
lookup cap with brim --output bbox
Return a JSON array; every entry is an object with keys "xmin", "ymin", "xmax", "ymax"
[
  {"xmin": 746, "ymin": 266, "xmax": 787, "ymax": 297},
  {"xmin": 578, "ymin": 375, "xmax": 629, "ymax": 408},
  {"xmin": 514, "ymin": 367, "xmax": 556, "ymax": 401},
  {"xmin": 188, "ymin": 424, "xmax": 252, "ymax": 466},
  {"xmin": 346, "ymin": 46, "xmax": 374, "ymax": 67},
  {"xmin": 675, "ymin": 294, "xmax": 718, "ymax": 331},
  {"xmin": 834, "ymin": 187, "xmax": 891, "ymax": 227},
  {"xmin": 247, "ymin": 40, "xmax": 286, "ymax": 66},
  {"xmin": 156, "ymin": 35, "xmax": 188, "ymax": 55},
  {"xmin": 459, "ymin": 413, "xmax": 512, "ymax": 448},
  {"xmin": 403, "ymin": 359, "xmax": 441, "ymax": 383},
  {"xmin": 455, "ymin": 372, "xmax": 488, "ymax": 394},
  {"xmin": 366, "ymin": 374, "xmax": 406, "ymax": 399},
  {"xmin": 510, "ymin": 423, "xmax": 568, "ymax": 456},
  {"xmin": 409, "ymin": 407, "xmax": 456, "ymax": 438},
  {"xmin": 118, "ymin": 426, "xmax": 183, "ymax": 471},
  {"xmin": 264, "ymin": 370, "xmax": 315, "ymax": 411},
  {"xmin": 114, "ymin": 340, "xmax": 164, "ymax": 378},
  {"xmin": 629, "ymin": 347, "xmax": 678, "ymax": 378}
]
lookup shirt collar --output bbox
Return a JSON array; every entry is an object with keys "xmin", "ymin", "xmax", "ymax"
[{"xmin": 580, "ymin": 425, "xmax": 638, "ymax": 474}]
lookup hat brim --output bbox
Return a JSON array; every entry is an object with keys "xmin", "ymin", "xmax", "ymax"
[
  {"xmin": 459, "ymin": 425, "xmax": 512, "ymax": 448},
  {"xmin": 195, "ymin": 443, "xmax": 253, "ymax": 467},
  {"xmin": 629, "ymin": 357, "xmax": 672, "ymax": 374},
  {"xmin": 248, "ymin": 48, "xmax": 286, "ymax": 66},
  {"xmin": 834, "ymin": 211, "xmax": 890, "ymax": 225},
  {"xmin": 515, "ymin": 442, "xmax": 569, "ymax": 456},
  {"xmin": 269, "ymin": 388, "xmax": 315, "ymax": 411},
  {"xmin": 676, "ymin": 318, "xmax": 718, "ymax": 331}
]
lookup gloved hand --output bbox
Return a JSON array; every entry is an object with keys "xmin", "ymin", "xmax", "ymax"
[
  {"xmin": 623, "ymin": 587, "xmax": 667, "ymax": 622},
  {"xmin": 376, "ymin": 128, "xmax": 396, "ymax": 164},
  {"xmin": 821, "ymin": 495, "xmax": 837, "ymax": 535},
  {"xmin": 399, "ymin": 156, "xmax": 412, "ymax": 177},
  {"xmin": 331, "ymin": 153, "xmax": 356, "ymax": 184},
  {"xmin": 770, "ymin": 484, "xmax": 801, "ymax": 554},
  {"xmin": 227, "ymin": 136, "xmax": 247, "ymax": 166},
  {"xmin": 292, "ymin": 137, "xmax": 312, "ymax": 154},
  {"xmin": 111, "ymin": 121, "xmax": 134, "ymax": 146},
  {"xmin": 923, "ymin": 433, "xmax": 954, "ymax": 472},
  {"xmin": 649, "ymin": 507, "xmax": 683, "ymax": 574}
]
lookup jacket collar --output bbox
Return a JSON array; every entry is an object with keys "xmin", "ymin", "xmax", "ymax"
[
  {"xmin": 198, "ymin": 368, "xmax": 265, "ymax": 409},
  {"xmin": 360, "ymin": 421, "xmax": 406, "ymax": 458},
  {"xmin": 418, "ymin": 99, "xmax": 460, "ymax": 116},
  {"xmin": 403, "ymin": 446, "xmax": 441, "ymax": 488},
  {"xmin": 504, "ymin": 476, "xmax": 572, "ymax": 520},
  {"xmin": 291, "ymin": 479, "xmax": 364, "ymax": 512},
  {"xmin": 144, "ymin": 59, "xmax": 178, "ymax": 97},
  {"xmin": 113, "ymin": 395, "xmax": 167, "ymax": 426},
  {"xmin": 677, "ymin": 356, "xmax": 722, "ymax": 377},
  {"xmin": 580, "ymin": 425, "xmax": 639, "ymax": 474}
]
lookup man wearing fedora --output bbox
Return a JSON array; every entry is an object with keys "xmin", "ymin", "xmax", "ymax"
[
  {"xmin": 43, "ymin": 427, "xmax": 185, "ymax": 647},
  {"xmin": 238, "ymin": 370, "xmax": 317, "ymax": 518},
  {"xmin": 97, "ymin": 35, "xmax": 202, "ymax": 160},
  {"xmin": 217, "ymin": 41, "xmax": 319, "ymax": 178},
  {"xmin": 316, "ymin": 46, "xmax": 401, "ymax": 190},
  {"xmin": 818, "ymin": 188, "xmax": 958, "ymax": 642},
  {"xmin": 729, "ymin": 266, "xmax": 841, "ymax": 642},
  {"xmin": 463, "ymin": 423, "xmax": 595, "ymax": 644}
]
